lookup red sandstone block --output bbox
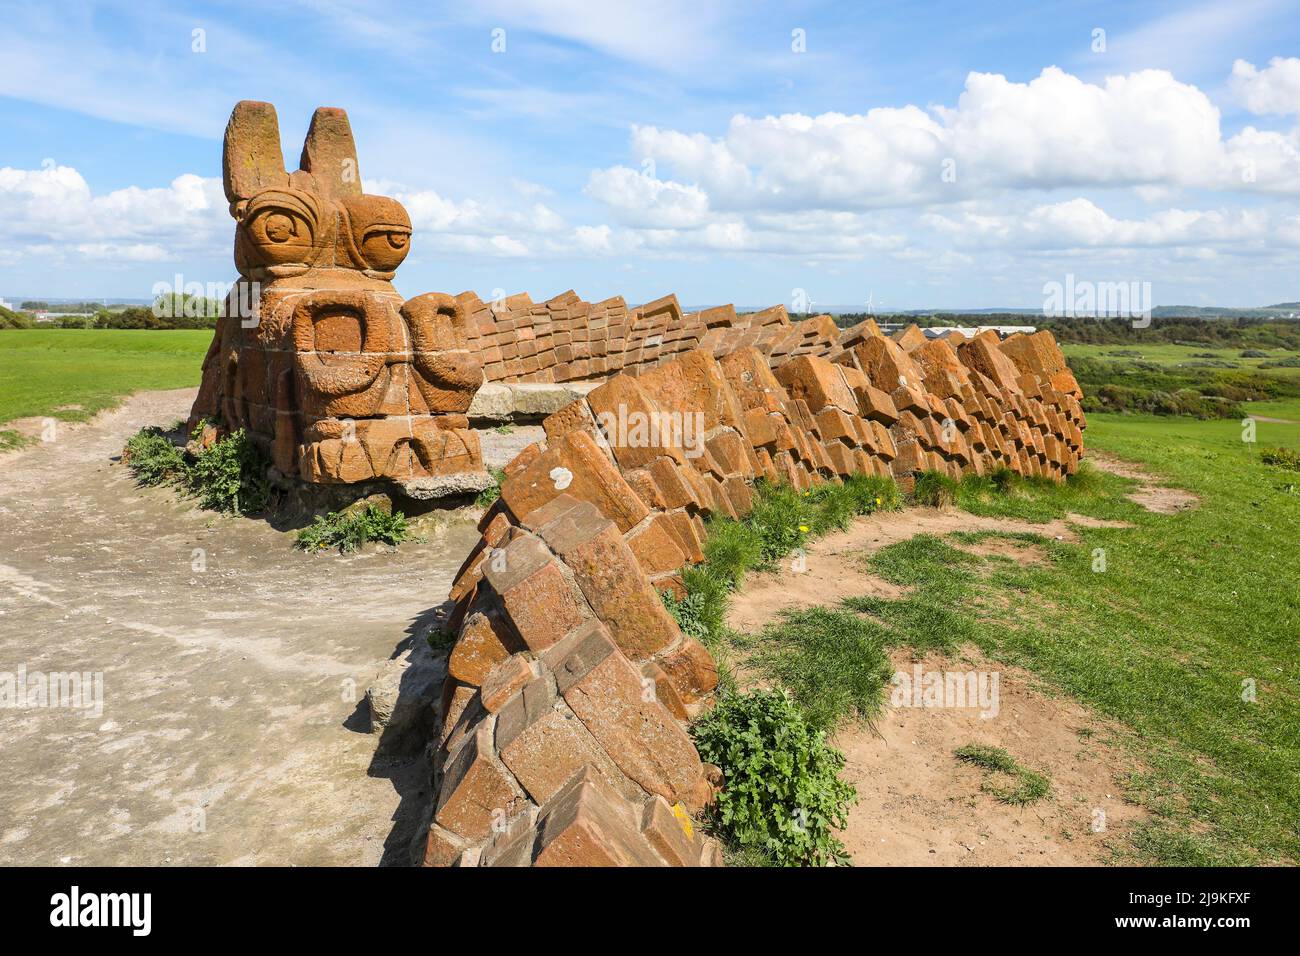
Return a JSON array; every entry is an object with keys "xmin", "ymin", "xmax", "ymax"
[
  {"xmin": 627, "ymin": 513, "xmax": 689, "ymax": 576},
  {"xmin": 536, "ymin": 501, "xmax": 680, "ymax": 661},
  {"xmin": 640, "ymin": 795, "xmax": 702, "ymax": 867},
  {"xmin": 646, "ymin": 457, "xmax": 700, "ymax": 510},
  {"xmin": 773, "ymin": 355, "xmax": 857, "ymax": 415},
  {"xmin": 586, "ymin": 373, "xmax": 686, "ymax": 470},
  {"xmin": 480, "ymin": 653, "xmax": 535, "ymax": 713},
  {"xmin": 743, "ymin": 407, "xmax": 781, "ymax": 447},
  {"xmin": 662, "ymin": 509, "xmax": 705, "ymax": 563},
  {"xmin": 435, "ymin": 723, "xmax": 526, "ymax": 840},
  {"xmin": 541, "ymin": 622, "xmax": 706, "ymax": 810},
  {"xmin": 533, "ymin": 767, "xmax": 665, "ymax": 867},
  {"xmin": 542, "ymin": 399, "xmax": 598, "ymax": 444},
  {"xmin": 642, "ymin": 660, "xmax": 689, "ymax": 721},
  {"xmin": 722, "ymin": 475, "xmax": 754, "ymax": 517},
  {"xmin": 656, "ymin": 636, "xmax": 718, "ymax": 704},
  {"xmin": 825, "ymin": 440, "xmax": 856, "ymax": 477},
  {"xmin": 890, "ymin": 441, "xmax": 927, "ymax": 477},
  {"xmin": 422, "ymin": 823, "xmax": 470, "ymax": 868},
  {"xmin": 705, "ymin": 429, "xmax": 753, "ymax": 476},
  {"xmin": 500, "ymin": 429, "xmax": 649, "ymax": 533},
  {"xmin": 496, "ymin": 673, "xmax": 640, "ymax": 808},
  {"xmin": 719, "ymin": 347, "xmax": 788, "ymax": 414},
  {"xmin": 449, "ymin": 606, "xmax": 524, "ymax": 686},
  {"xmin": 636, "ymin": 350, "xmax": 746, "ymax": 434},
  {"xmin": 814, "ymin": 406, "xmax": 857, "ymax": 442},
  {"xmin": 483, "ymin": 533, "xmax": 588, "ymax": 653}
]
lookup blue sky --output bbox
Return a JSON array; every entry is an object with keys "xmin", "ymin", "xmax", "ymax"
[{"xmin": 1, "ymin": 0, "xmax": 1299, "ymax": 310}]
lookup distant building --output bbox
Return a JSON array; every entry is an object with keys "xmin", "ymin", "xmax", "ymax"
[
  {"xmin": 32, "ymin": 310, "xmax": 95, "ymax": 322},
  {"xmin": 878, "ymin": 323, "xmax": 1037, "ymax": 340},
  {"xmin": 0, "ymin": 297, "xmax": 13, "ymax": 311}
]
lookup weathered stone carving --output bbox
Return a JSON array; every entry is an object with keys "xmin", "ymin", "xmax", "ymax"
[{"xmin": 189, "ymin": 101, "xmax": 489, "ymax": 495}]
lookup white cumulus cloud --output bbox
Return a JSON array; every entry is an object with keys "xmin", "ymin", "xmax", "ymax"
[{"xmin": 1231, "ymin": 57, "xmax": 1300, "ymax": 115}]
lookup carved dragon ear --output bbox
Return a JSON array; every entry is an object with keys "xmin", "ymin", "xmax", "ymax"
[
  {"xmin": 297, "ymin": 107, "xmax": 362, "ymax": 200},
  {"xmin": 222, "ymin": 101, "xmax": 289, "ymax": 211}
]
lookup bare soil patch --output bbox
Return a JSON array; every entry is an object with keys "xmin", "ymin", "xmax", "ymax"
[
  {"xmin": 837, "ymin": 646, "xmax": 1147, "ymax": 866},
  {"xmin": 1089, "ymin": 451, "xmax": 1199, "ymax": 514},
  {"xmin": 953, "ymin": 537, "xmax": 1050, "ymax": 564},
  {"xmin": 724, "ymin": 507, "xmax": 1149, "ymax": 865}
]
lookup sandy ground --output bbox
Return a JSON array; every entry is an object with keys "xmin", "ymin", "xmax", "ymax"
[
  {"xmin": 0, "ymin": 388, "xmax": 481, "ymax": 866},
  {"xmin": 726, "ymin": 507, "xmax": 1148, "ymax": 865}
]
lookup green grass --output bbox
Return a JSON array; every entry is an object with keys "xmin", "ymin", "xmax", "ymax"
[
  {"xmin": 295, "ymin": 504, "xmax": 411, "ymax": 554},
  {"xmin": 668, "ymin": 407, "xmax": 1298, "ymax": 864},
  {"xmin": 475, "ymin": 467, "xmax": 507, "ymax": 508},
  {"xmin": 835, "ymin": 412, "xmax": 1300, "ymax": 864},
  {"xmin": 691, "ymin": 688, "xmax": 857, "ymax": 867},
  {"xmin": 123, "ymin": 423, "xmax": 270, "ymax": 516},
  {"xmin": 660, "ymin": 476, "xmax": 901, "ymax": 646},
  {"xmin": 955, "ymin": 744, "xmax": 1051, "ymax": 805},
  {"xmin": 1063, "ymin": 341, "xmax": 1300, "ymax": 380},
  {"xmin": 740, "ymin": 607, "xmax": 894, "ymax": 733},
  {"xmin": 122, "ymin": 426, "xmax": 186, "ymax": 485},
  {"xmin": 1246, "ymin": 397, "xmax": 1300, "ymax": 422},
  {"xmin": 0, "ymin": 429, "xmax": 32, "ymax": 451},
  {"xmin": 0, "ymin": 328, "xmax": 209, "ymax": 425},
  {"xmin": 913, "ymin": 469, "xmax": 959, "ymax": 507},
  {"xmin": 660, "ymin": 477, "xmax": 903, "ymax": 718}
]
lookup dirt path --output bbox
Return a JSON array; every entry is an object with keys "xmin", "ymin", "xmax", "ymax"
[
  {"xmin": 1087, "ymin": 451, "xmax": 1199, "ymax": 514},
  {"xmin": 0, "ymin": 388, "xmax": 480, "ymax": 866},
  {"xmin": 726, "ymin": 507, "xmax": 1146, "ymax": 865}
]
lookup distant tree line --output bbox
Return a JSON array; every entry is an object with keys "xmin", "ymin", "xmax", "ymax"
[
  {"xmin": 831, "ymin": 313, "xmax": 1300, "ymax": 350},
  {"xmin": 19, "ymin": 300, "xmax": 108, "ymax": 313},
  {"xmin": 1, "ymin": 293, "xmax": 225, "ymax": 330}
]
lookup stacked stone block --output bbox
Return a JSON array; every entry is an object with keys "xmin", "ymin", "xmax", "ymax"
[
  {"xmin": 425, "ymin": 323, "xmax": 1086, "ymax": 866},
  {"xmin": 457, "ymin": 289, "xmax": 842, "ymax": 385}
]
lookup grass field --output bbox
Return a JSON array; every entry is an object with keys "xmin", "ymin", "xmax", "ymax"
[
  {"xmin": 1246, "ymin": 397, "xmax": 1300, "ymax": 421},
  {"xmin": 0, "ymin": 329, "xmax": 210, "ymax": 445},
  {"xmin": 913, "ymin": 412, "xmax": 1299, "ymax": 863},
  {"xmin": 1063, "ymin": 341, "xmax": 1300, "ymax": 379}
]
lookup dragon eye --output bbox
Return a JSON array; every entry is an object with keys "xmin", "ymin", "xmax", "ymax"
[
  {"xmin": 244, "ymin": 204, "xmax": 316, "ymax": 263},
  {"xmin": 264, "ymin": 214, "xmax": 296, "ymax": 243},
  {"xmin": 359, "ymin": 226, "xmax": 412, "ymax": 271}
]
